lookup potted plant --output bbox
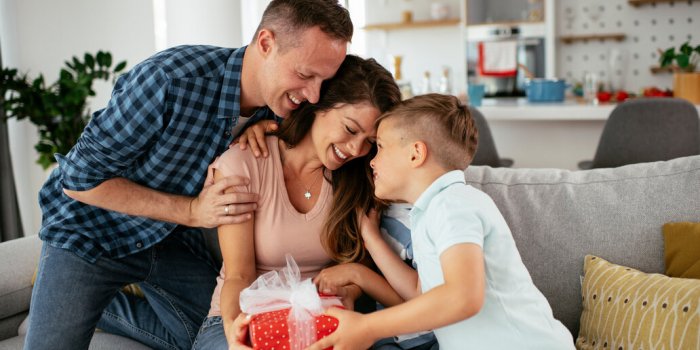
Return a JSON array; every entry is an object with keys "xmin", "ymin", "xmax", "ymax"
[
  {"xmin": 1, "ymin": 51, "xmax": 126, "ymax": 169},
  {"xmin": 659, "ymin": 42, "xmax": 700, "ymax": 104}
]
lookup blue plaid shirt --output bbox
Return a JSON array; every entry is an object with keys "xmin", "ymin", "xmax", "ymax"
[{"xmin": 38, "ymin": 45, "xmax": 276, "ymax": 263}]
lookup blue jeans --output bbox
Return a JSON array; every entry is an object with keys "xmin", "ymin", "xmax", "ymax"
[
  {"xmin": 24, "ymin": 233, "xmax": 218, "ymax": 350},
  {"xmin": 192, "ymin": 316, "xmax": 228, "ymax": 350}
]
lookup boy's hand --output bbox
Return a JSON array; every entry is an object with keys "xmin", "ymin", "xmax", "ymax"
[
  {"xmin": 233, "ymin": 120, "xmax": 278, "ymax": 158},
  {"xmin": 359, "ymin": 209, "xmax": 382, "ymax": 241},
  {"xmin": 226, "ymin": 313, "xmax": 253, "ymax": 350},
  {"xmin": 313, "ymin": 263, "xmax": 361, "ymax": 295},
  {"xmin": 304, "ymin": 308, "xmax": 375, "ymax": 350}
]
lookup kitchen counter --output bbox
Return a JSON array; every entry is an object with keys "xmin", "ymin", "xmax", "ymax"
[
  {"xmin": 479, "ymin": 98, "xmax": 614, "ymax": 120},
  {"xmin": 478, "ymin": 97, "xmax": 700, "ymax": 121},
  {"xmin": 473, "ymin": 97, "xmax": 700, "ymax": 170}
]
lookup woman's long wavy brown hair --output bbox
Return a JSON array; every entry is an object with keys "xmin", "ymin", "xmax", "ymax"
[{"xmin": 276, "ymin": 55, "xmax": 400, "ymax": 263}]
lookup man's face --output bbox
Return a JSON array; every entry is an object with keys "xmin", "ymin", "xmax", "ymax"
[{"xmin": 259, "ymin": 27, "xmax": 346, "ymax": 118}]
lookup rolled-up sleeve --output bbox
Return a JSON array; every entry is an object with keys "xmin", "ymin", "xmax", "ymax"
[{"xmin": 59, "ymin": 61, "xmax": 170, "ymax": 191}]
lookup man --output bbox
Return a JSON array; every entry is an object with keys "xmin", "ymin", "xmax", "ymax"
[{"xmin": 24, "ymin": 1, "xmax": 352, "ymax": 349}]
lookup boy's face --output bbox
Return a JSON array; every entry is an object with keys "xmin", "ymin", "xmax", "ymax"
[
  {"xmin": 259, "ymin": 26, "xmax": 346, "ymax": 118},
  {"xmin": 370, "ymin": 118, "xmax": 412, "ymax": 202}
]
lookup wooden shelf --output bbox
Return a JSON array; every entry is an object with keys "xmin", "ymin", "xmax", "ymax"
[
  {"xmin": 467, "ymin": 20, "xmax": 544, "ymax": 28},
  {"xmin": 628, "ymin": 0, "xmax": 696, "ymax": 7},
  {"xmin": 559, "ymin": 34, "xmax": 626, "ymax": 44},
  {"xmin": 650, "ymin": 66, "xmax": 675, "ymax": 74},
  {"xmin": 363, "ymin": 19, "xmax": 460, "ymax": 31}
]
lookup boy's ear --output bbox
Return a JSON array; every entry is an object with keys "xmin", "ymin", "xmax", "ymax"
[
  {"xmin": 409, "ymin": 141, "xmax": 428, "ymax": 168},
  {"xmin": 256, "ymin": 28, "xmax": 275, "ymax": 56}
]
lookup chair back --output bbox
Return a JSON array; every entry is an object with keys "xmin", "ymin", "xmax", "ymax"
[
  {"xmin": 590, "ymin": 98, "xmax": 700, "ymax": 169},
  {"xmin": 470, "ymin": 106, "xmax": 507, "ymax": 167}
]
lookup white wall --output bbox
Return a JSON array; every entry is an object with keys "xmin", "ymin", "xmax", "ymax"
[
  {"xmin": 241, "ymin": 0, "xmax": 272, "ymax": 47},
  {"xmin": 1, "ymin": 0, "xmax": 156, "ymax": 237},
  {"xmin": 1, "ymin": 0, "xmax": 242, "ymax": 236},
  {"xmin": 361, "ymin": 0, "xmax": 467, "ymax": 96},
  {"xmin": 164, "ymin": 0, "xmax": 243, "ymax": 49}
]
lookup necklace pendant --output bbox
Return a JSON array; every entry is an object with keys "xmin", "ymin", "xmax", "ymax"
[{"xmin": 304, "ymin": 191, "xmax": 312, "ymax": 200}]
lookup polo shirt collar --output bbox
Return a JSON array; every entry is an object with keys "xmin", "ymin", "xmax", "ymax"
[{"xmin": 412, "ymin": 170, "xmax": 466, "ymax": 212}]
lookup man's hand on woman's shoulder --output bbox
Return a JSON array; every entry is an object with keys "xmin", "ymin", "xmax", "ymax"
[
  {"xmin": 232, "ymin": 120, "xmax": 279, "ymax": 158},
  {"xmin": 188, "ymin": 163, "xmax": 258, "ymax": 227}
]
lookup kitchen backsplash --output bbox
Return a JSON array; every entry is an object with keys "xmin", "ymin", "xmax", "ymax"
[{"xmin": 556, "ymin": 0, "xmax": 699, "ymax": 93}]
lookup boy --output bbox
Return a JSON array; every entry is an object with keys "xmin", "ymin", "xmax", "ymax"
[{"xmin": 307, "ymin": 94, "xmax": 574, "ymax": 350}]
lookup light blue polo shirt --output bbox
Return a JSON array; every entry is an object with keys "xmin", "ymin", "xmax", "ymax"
[{"xmin": 409, "ymin": 170, "xmax": 574, "ymax": 350}]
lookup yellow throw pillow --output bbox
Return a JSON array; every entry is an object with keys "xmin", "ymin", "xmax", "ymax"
[
  {"xmin": 663, "ymin": 222, "xmax": 700, "ymax": 279},
  {"xmin": 576, "ymin": 255, "xmax": 699, "ymax": 350}
]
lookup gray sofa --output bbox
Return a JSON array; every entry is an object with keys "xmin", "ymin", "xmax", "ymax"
[{"xmin": 2, "ymin": 155, "xmax": 699, "ymax": 349}]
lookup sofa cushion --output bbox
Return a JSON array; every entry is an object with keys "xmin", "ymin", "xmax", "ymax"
[
  {"xmin": 0, "ymin": 236, "xmax": 41, "ymax": 321},
  {"xmin": 663, "ymin": 222, "xmax": 700, "ymax": 279},
  {"xmin": 576, "ymin": 255, "xmax": 699, "ymax": 350},
  {"xmin": 0, "ymin": 331, "xmax": 154, "ymax": 350},
  {"xmin": 463, "ymin": 155, "xmax": 700, "ymax": 336}
]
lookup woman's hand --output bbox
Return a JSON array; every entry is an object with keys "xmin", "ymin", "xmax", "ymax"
[
  {"xmin": 313, "ymin": 263, "xmax": 362, "ymax": 295},
  {"xmin": 226, "ymin": 313, "xmax": 253, "ymax": 350},
  {"xmin": 233, "ymin": 120, "xmax": 279, "ymax": 158},
  {"xmin": 335, "ymin": 284, "xmax": 362, "ymax": 310}
]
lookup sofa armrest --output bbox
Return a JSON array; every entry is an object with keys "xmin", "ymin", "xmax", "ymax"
[{"xmin": 0, "ymin": 235, "xmax": 42, "ymax": 338}]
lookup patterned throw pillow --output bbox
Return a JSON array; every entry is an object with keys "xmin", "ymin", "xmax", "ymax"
[{"xmin": 576, "ymin": 255, "xmax": 699, "ymax": 350}]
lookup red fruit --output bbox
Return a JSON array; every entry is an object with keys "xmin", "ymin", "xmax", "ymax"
[
  {"xmin": 643, "ymin": 87, "xmax": 663, "ymax": 97},
  {"xmin": 597, "ymin": 91, "xmax": 612, "ymax": 103},
  {"xmin": 663, "ymin": 89, "xmax": 673, "ymax": 97},
  {"xmin": 615, "ymin": 90, "xmax": 629, "ymax": 102}
]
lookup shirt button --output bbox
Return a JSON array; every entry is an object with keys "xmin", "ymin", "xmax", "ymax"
[{"xmin": 136, "ymin": 242, "xmax": 143, "ymax": 248}]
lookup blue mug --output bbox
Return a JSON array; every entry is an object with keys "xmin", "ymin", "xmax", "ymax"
[{"xmin": 468, "ymin": 84, "xmax": 485, "ymax": 107}]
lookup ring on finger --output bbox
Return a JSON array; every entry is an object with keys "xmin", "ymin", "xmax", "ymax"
[{"xmin": 224, "ymin": 204, "xmax": 229, "ymax": 215}]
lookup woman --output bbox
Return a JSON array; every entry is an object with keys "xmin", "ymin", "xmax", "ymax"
[{"xmin": 192, "ymin": 55, "xmax": 402, "ymax": 349}]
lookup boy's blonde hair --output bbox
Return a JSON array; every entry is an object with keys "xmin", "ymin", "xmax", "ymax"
[{"xmin": 376, "ymin": 94, "xmax": 478, "ymax": 170}]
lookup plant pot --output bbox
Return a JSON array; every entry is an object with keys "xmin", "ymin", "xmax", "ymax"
[{"xmin": 673, "ymin": 72, "xmax": 700, "ymax": 104}]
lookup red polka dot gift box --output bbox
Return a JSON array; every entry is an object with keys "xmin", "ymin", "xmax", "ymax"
[
  {"xmin": 248, "ymin": 299, "xmax": 341, "ymax": 350},
  {"xmin": 239, "ymin": 255, "xmax": 344, "ymax": 350}
]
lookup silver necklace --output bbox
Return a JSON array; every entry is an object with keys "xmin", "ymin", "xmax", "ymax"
[
  {"xmin": 279, "ymin": 139, "xmax": 323, "ymax": 200},
  {"xmin": 285, "ymin": 164, "xmax": 323, "ymax": 200}
]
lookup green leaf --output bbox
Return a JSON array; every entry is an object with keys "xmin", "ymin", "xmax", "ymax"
[
  {"xmin": 659, "ymin": 48, "xmax": 675, "ymax": 67},
  {"xmin": 59, "ymin": 69, "xmax": 74, "ymax": 81},
  {"xmin": 676, "ymin": 54, "xmax": 690, "ymax": 68},
  {"xmin": 114, "ymin": 61, "xmax": 127, "ymax": 72},
  {"xmin": 84, "ymin": 53, "xmax": 95, "ymax": 69},
  {"xmin": 680, "ymin": 43, "xmax": 693, "ymax": 56},
  {"xmin": 96, "ymin": 51, "xmax": 106, "ymax": 66},
  {"xmin": 105, "ymin": 52, "xmax": 112, "ymax": 67}
]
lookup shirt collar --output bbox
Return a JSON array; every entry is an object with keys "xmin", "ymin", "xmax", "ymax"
[
  {"xmin": 217, "ymin": 46, "xmax": 247, "ymax": 119},
  {"xmin": 412, "ymin": 170, "xmax": 466, "ymax": 212}
]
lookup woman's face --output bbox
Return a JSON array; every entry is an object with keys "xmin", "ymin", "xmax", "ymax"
[{"xmin": 311, "ymin": 102, "xmax": 381, "ymax": 171}]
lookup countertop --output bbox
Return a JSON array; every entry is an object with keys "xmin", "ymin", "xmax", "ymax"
[{"xmin": 477, "ymin": 97, "xmax": 700, "ymax": 121}]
